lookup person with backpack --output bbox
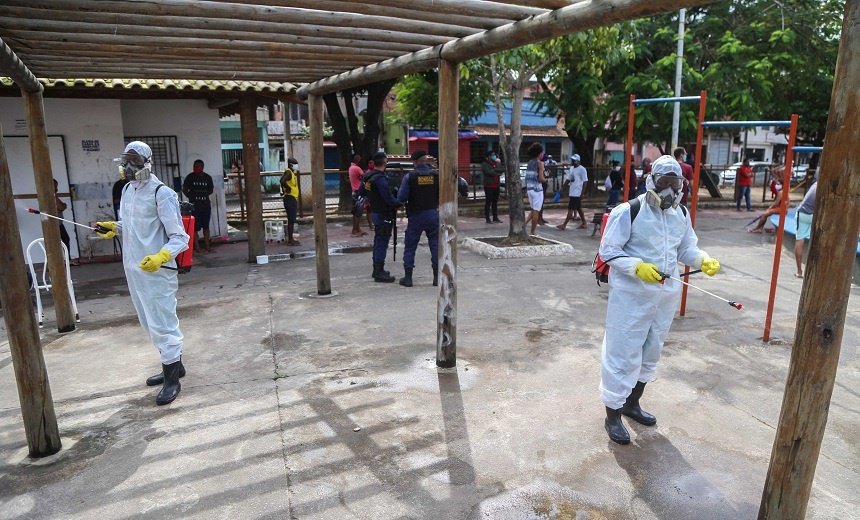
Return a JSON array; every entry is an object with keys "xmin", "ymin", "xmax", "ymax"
[
  {"xmin": 597, "ymin": 155, "xmax": 721, "ymax": 445},
  {"xmin": 96, "ymin": 141, "xmax": 190, "ymax": 406}
]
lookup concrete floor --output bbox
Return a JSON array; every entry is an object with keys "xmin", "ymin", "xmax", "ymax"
[{"xmin": 1, "ymin": 207, "xmax": 858, "ymax": 519}]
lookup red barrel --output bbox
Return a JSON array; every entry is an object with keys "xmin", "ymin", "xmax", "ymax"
[{"xmin": 176, "ymin": 214, "xmax": 195, "ymax": 273}]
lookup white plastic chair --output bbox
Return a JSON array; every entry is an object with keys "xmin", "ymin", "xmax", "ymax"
[
  {"xmin": 265, "ymin": 220, "xmax": 284, "ymax": 243},
  {"xmin": 25, "ymin": 238, "xmax": 80, "ymax": 328}
]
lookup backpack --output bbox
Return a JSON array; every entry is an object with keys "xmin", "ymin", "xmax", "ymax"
[{"xmin": 590, "ymin": 199, "xmax": 687, "ymax": 285}]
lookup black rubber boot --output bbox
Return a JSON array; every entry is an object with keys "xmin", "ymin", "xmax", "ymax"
[
  {"xmin": 399, "ymin": 268, "xmax": 413, "ymax": 287},
  {"xmin": 146, "ymin": 358, "xmax": 186, "ymax": 386},
  {"xmin": 432, "ymin": 267, "xmax": 439, "ymax": 287},
  {"xmin": 372, "ymin": 262, "xmax": 395, "ymax": 283},
  {"xmin": 155, "ymin": 360, "xmax": 183, "ymax": 405},
  {"xmin": 621, "ymin": 381, "xmax": 657, "ymax": 426},
  {"xmin": 605, "ymin": 406, "xmax": 630, "ymax": 445}
]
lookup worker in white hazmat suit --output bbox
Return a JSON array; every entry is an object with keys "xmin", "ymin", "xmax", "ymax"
[
  {"xmin": 96, "ymin": 141, "xmax": 190, "ymax": 405},
  {"xmin": 598, "ymin": 155, "xmax": 721, "ymax": 444}
]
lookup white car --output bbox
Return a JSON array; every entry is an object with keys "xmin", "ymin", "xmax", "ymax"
[{"xmin": 720, "ymin": 161, "xmax": 772, "ymax": 187}]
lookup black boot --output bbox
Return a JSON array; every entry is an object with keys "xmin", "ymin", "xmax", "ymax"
[
  {"xmin": 145, "ymin": 357, "xmax": 186, "ymax": 386},
  {"xmin": 432, "ymin": 267, "xmax": 439, "ymax": 287},
  {"xmin": 621, "ymin": 381, "xmax": 657, "ymax": 426},
  {"xmin": 156, "ymin": 360, "xmax": 183, "ymax": 405},
  {"xmin": 372, "ymin": 262, "xmax": 395, "ymax": 283},
  {"xmin": 605, "ymin": 407, "xmax": 630, "ymax": 444},
  {"xmin": 399, "ymin": 268, "xmax": 413, "ymax": 287}
]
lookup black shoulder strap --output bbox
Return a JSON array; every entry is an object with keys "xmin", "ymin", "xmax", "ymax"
[
  {"xmin": 629, "ymin": 197, "xmax": 641, "ymax": 222},
  {"xmin": 155, "ymin": 184, "xmax": 163, "ymax": 209},
  {"xmin": 681, "ymin": 204, "xmax": 688, "ymax": 217}
]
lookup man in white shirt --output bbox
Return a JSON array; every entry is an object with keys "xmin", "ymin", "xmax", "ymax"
[{"xmin": 557, "ymin": 154, "xmax": 589, "ymax": 230}]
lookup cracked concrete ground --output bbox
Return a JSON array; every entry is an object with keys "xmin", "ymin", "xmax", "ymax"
[{"xmin": 1, "ymin": 208, "xmax": 858, "ymax": 519}]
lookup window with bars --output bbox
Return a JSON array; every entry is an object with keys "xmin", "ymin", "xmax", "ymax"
[{"xmin": 124, "ymin": 135, "xmax": 181, "ymax": 191}]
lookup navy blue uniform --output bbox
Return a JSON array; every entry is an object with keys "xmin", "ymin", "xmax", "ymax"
[
  {"xmin": 358, "ymin": 168, "xmax": 400, "ymax": 263},
  {"xmin": 398, "ymin": 164, "xmax": 439, "ymax": 272}
]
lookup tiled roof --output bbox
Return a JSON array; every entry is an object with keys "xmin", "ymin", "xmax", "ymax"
[
  {"xmin": 0, "ymin": 77, "xmax": 295, "ymax": 93},
  {"xmin": 472, "ymin": 124, "xmax": 568, "ymax": 138}
]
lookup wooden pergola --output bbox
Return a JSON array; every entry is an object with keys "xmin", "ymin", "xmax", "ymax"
[{"xmin": 1, "ymin": 2, "xmax": 858, "ymax": 517}]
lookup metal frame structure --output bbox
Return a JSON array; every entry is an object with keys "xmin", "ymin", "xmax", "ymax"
[
  {"xmin": 701, "ymin": 118, "xmax": 799, "ymax": 342},
  {"xmin": 624, "ymin": 92, "xmax": 707, "ymax": 316}
]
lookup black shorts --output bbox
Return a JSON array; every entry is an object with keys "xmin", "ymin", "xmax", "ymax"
[
  {"xmin": 568, "ymin": 196, "xmax": 582, "ymax": 210},
  {"xmin": 193, "ymin": 205, "xmax": 211, "ymax": 231},
  {"xmin": 283, "ymin": 196, "xmax": 298, "ymax": 224},
  {"xmin": 351, "ymin": 192, "xmax": 366, "ymax": 217}
]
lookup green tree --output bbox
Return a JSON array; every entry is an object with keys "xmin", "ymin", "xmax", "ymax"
[{"xmin": 392, "ymin": 63, "xmax": 491, "ymax": 128}]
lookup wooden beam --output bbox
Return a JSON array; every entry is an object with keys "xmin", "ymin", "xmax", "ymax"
[
  {"xmin": 300, "ymin": 0, "xmax": 715, "ymax": 97},
  {"xmin": 239, "ymin": 96, "xmax": 265, "ymax": 262},
  {"xmin": 436, "ymin": 58, "xmax": 459, "ymax": 368},
  {"xmin": 25, "ymin": 60, "xmax": 347, "ymax": 75},
  {"xmin": 33, "ymin": 71, "xmax": 324, "ymax": 82},
  {"xmin": 0, "ymin": 123, "xmax": 62, "ymax": 458},
  {"xmin": 0, "ymin": 7, "xmax": 439, "ymax": 50},
  {"xmin": 490, "ymin": 0, "xmax": 576, "ymax": 8},
  {"xmin": 316, "ymin": 0, "xmax": 548, "ymax": 19},
  {"xmin": 222, "ymin": 0, "xmax": 517, "ymax": 29},
  {"xmin": 0, "ymin": 12, "xmax": 430, "ymax": 54},
  {"xmin": 308, "ymin": 94, "xmax": 332, "ymax": 296},
  {"xmin": 17, "ymin": 0, "xmax": 479, "ymax": 39},
  {"xmin": 2, "ymin": 30, "xmax": 404, "ymax": 58},
  {"xmin": 759, "ymin": 1, "xmax": 860, "ymax": 517},
  {"xmin": 0, "ymin": 36, "xmax": 40, "ymax": 93},
  {"xmin": 23, "ymin": 89, "xmax": 76, "ymax": 333}
]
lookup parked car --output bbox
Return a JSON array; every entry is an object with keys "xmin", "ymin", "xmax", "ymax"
[
  {"xmin": 499, "ymin": 164, "xmax": 527, "ymax": 189},
  {"xmin": 790, "ymin": 164, "xmax": 811, "ymax": 185},
  {"xmin": 720, "ymin": 161, "xmax": 771, "ymax": 186}
]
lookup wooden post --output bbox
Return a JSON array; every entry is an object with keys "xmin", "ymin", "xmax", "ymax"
[
  {"xmin": 308, "ymin": 94, "xmax": 331, "ymax": 295},
  {"xmin": 239, "ymin": 96, "xmax": 265, "ymax": 262},
  {"xmin": 0, "ymin": 125, "xmax": 62, "ymax": 457},
  {"xmin": 759, "ymin": 2, "xmax": 860, "ymax": 517},
  {"xmin": 22, "ymin": 89, "xmax": 75, "ymax": 333},
  {"xmin": 436, "ymin": 58, "xmax": 459, "ymax": 368}
]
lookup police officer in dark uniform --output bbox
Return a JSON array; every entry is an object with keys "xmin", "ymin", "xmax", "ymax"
[
  {"xmin": 358, "ymin": 151, "xmax": 401, "ymax": 283},
  {"xmin": 397, "ymin": 150, "xmax": 439, "ymax": 287}
]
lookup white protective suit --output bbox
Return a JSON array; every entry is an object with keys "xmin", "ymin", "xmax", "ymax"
[
  {"xmin": 117, "ymin": 176, "xmax": 189, "ymax": 365},
  {"xmin": 598, "ymin": 195, "xmax": 708, "ymax": 409}
]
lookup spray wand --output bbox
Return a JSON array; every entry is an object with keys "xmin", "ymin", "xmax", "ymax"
[
  {"xmin": 659, "ymin": 270, "xmax": 743, "ymax": 310},
  {"xmin": 26, "ymin": 208, "xmax": 177, "ymax": 270}
]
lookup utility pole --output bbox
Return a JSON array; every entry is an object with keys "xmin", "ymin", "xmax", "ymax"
[{"xmin": 670, "ymin": 8, "xmax": 686, "ymax": 150}]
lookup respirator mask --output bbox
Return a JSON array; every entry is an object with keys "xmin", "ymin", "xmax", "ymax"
[
  {"xmin": 645, "ymin": 155, "xmax": 685, "ymax": 210},
  {"xmin": 119, "ymin": 152, "xmax": 151, "ymax": 182}
]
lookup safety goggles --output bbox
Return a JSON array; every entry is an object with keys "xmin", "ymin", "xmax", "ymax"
[
  {"xmin": 653, "ymin": 174, "xmax": 684, "ymax": 191},
  {"xmin": 121, "ymin": 152, "xmax": 147, "ymax": 168}
]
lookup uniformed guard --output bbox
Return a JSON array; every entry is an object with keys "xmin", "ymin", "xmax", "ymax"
[
  {"xmin": 397, "ymin": 150, "xmax": 439, "ymax": 287},
  {"xmin": 358, "ymin": 151, "xmax": 401, "ymax": 283}
]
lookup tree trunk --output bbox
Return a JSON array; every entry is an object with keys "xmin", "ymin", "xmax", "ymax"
[
  {"xmin": 505, "ymin": 81, "xmax": 528, "ymax": 242},
  {"xmin": 322, "ymin": 92, "xmax": 355, "ymax": 213},
  {"xmin": 359, "ymin": 79, "xmax": 397, "ymax": 162}
]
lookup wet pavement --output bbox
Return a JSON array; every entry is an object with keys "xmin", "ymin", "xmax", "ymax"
[{"xmin": 1, "ymin": 205, "xmax": 858, "ymax": 519}]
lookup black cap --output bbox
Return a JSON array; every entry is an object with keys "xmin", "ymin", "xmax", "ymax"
[
  {"xmin": 371, "ymin": 151, "xmax": 388, "ymax": 164},
  {"xmin": 411, "ymin": 150, "xmax": 428, "ymax": 161},
  {"xmin": 287, "ymin": 157, "xmax": 298, "ymax": 165}
]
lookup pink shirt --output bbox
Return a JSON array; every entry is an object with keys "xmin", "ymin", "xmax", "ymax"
[{"xmin": 349, "ymin": 163, "xmax": 363, "ymax": 191}]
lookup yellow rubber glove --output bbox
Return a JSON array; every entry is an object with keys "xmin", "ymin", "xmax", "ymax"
[
  {"xmin": 701, "ymin": 257, "xmax": 721, "ymax": 276},
  {"xmin": 95, "ymin": 221, "xmax": 116, "ymax": 239},
  {"xmin": 139, "ymin": 248, "xmax": 172, "ymax": 272},
  {"xmin": 635, "ymin": 261, "xmax": 663, "ymax": 283}
]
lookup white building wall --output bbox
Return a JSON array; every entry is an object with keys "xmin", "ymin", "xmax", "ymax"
[
  {"xmin": 1, "ymin": 97, "xmax": 125, "ymax": 259},
  {"xmin": 121, "ymin": 99, "xmax": 227, "ymax": 240}
]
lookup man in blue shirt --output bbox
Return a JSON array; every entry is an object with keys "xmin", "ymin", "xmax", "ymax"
[
  {"xmin": 358, "ymin": 152, "xmax": 401, "ymax": 283},
  {"xmin": 397, "ymin": 150, "xmax": 439, "ymax": 287}
]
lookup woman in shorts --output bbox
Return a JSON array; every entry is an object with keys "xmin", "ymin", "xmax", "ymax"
[{"xmin": 523, "ymin": 143, "xmax": 546, "ymax": 236}]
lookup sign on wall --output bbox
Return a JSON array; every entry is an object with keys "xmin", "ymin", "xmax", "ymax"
[{"xmin": 81, "ymin": 139, "xmax": 100, "ymax": 152}]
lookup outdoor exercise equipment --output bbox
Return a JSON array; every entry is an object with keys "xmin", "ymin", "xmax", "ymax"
[
  {"xmin": 625, "ymin": 91, "xmax": 707, "ymax": 317},
  {"xmin": 701, "ymin": 117, "xmax": 798, "ymax": 341}
]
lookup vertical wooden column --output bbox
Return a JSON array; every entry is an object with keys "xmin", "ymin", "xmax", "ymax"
[
  {"xmin": 308, "ymin": 94, "xmax": 331, "ymax": 295},
  {"xmin": 240, "ymin": 96, "xmax": 265, "ymax": 261},
  {"xmin": 0, "ymin": 125, "xmax": 62, "ymax": 457},
  {"xmin": 436, "ymin": 59, "xmax": 459, "ymax": 368},
  {"xmin": 22, "ymin": 89, "xmax": 75, "ymax": 333},
  {"xmin": 759, "ymin": 1, "xmax": 860, "ymax": 517}
]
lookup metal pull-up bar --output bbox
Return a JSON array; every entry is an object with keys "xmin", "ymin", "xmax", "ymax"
[
  {"xmin": 623, "ymin": 92, "xmax": 708, "ymax": 317},
  {"xmin": 632, "ymin": 95, "xmax": 702, "ymax": 105},
  {"xmin": 793, "ymin": 146, "xmax": 823, "ymax": 153},
  {"xmin": 701, "ymin": 120, "xmax": 792, "ymax": 128}
]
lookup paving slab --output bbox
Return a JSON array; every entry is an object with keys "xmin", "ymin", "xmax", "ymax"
[{"xmin": 1, "ymin": 208, "xmax": 858, "ymax": 519}]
